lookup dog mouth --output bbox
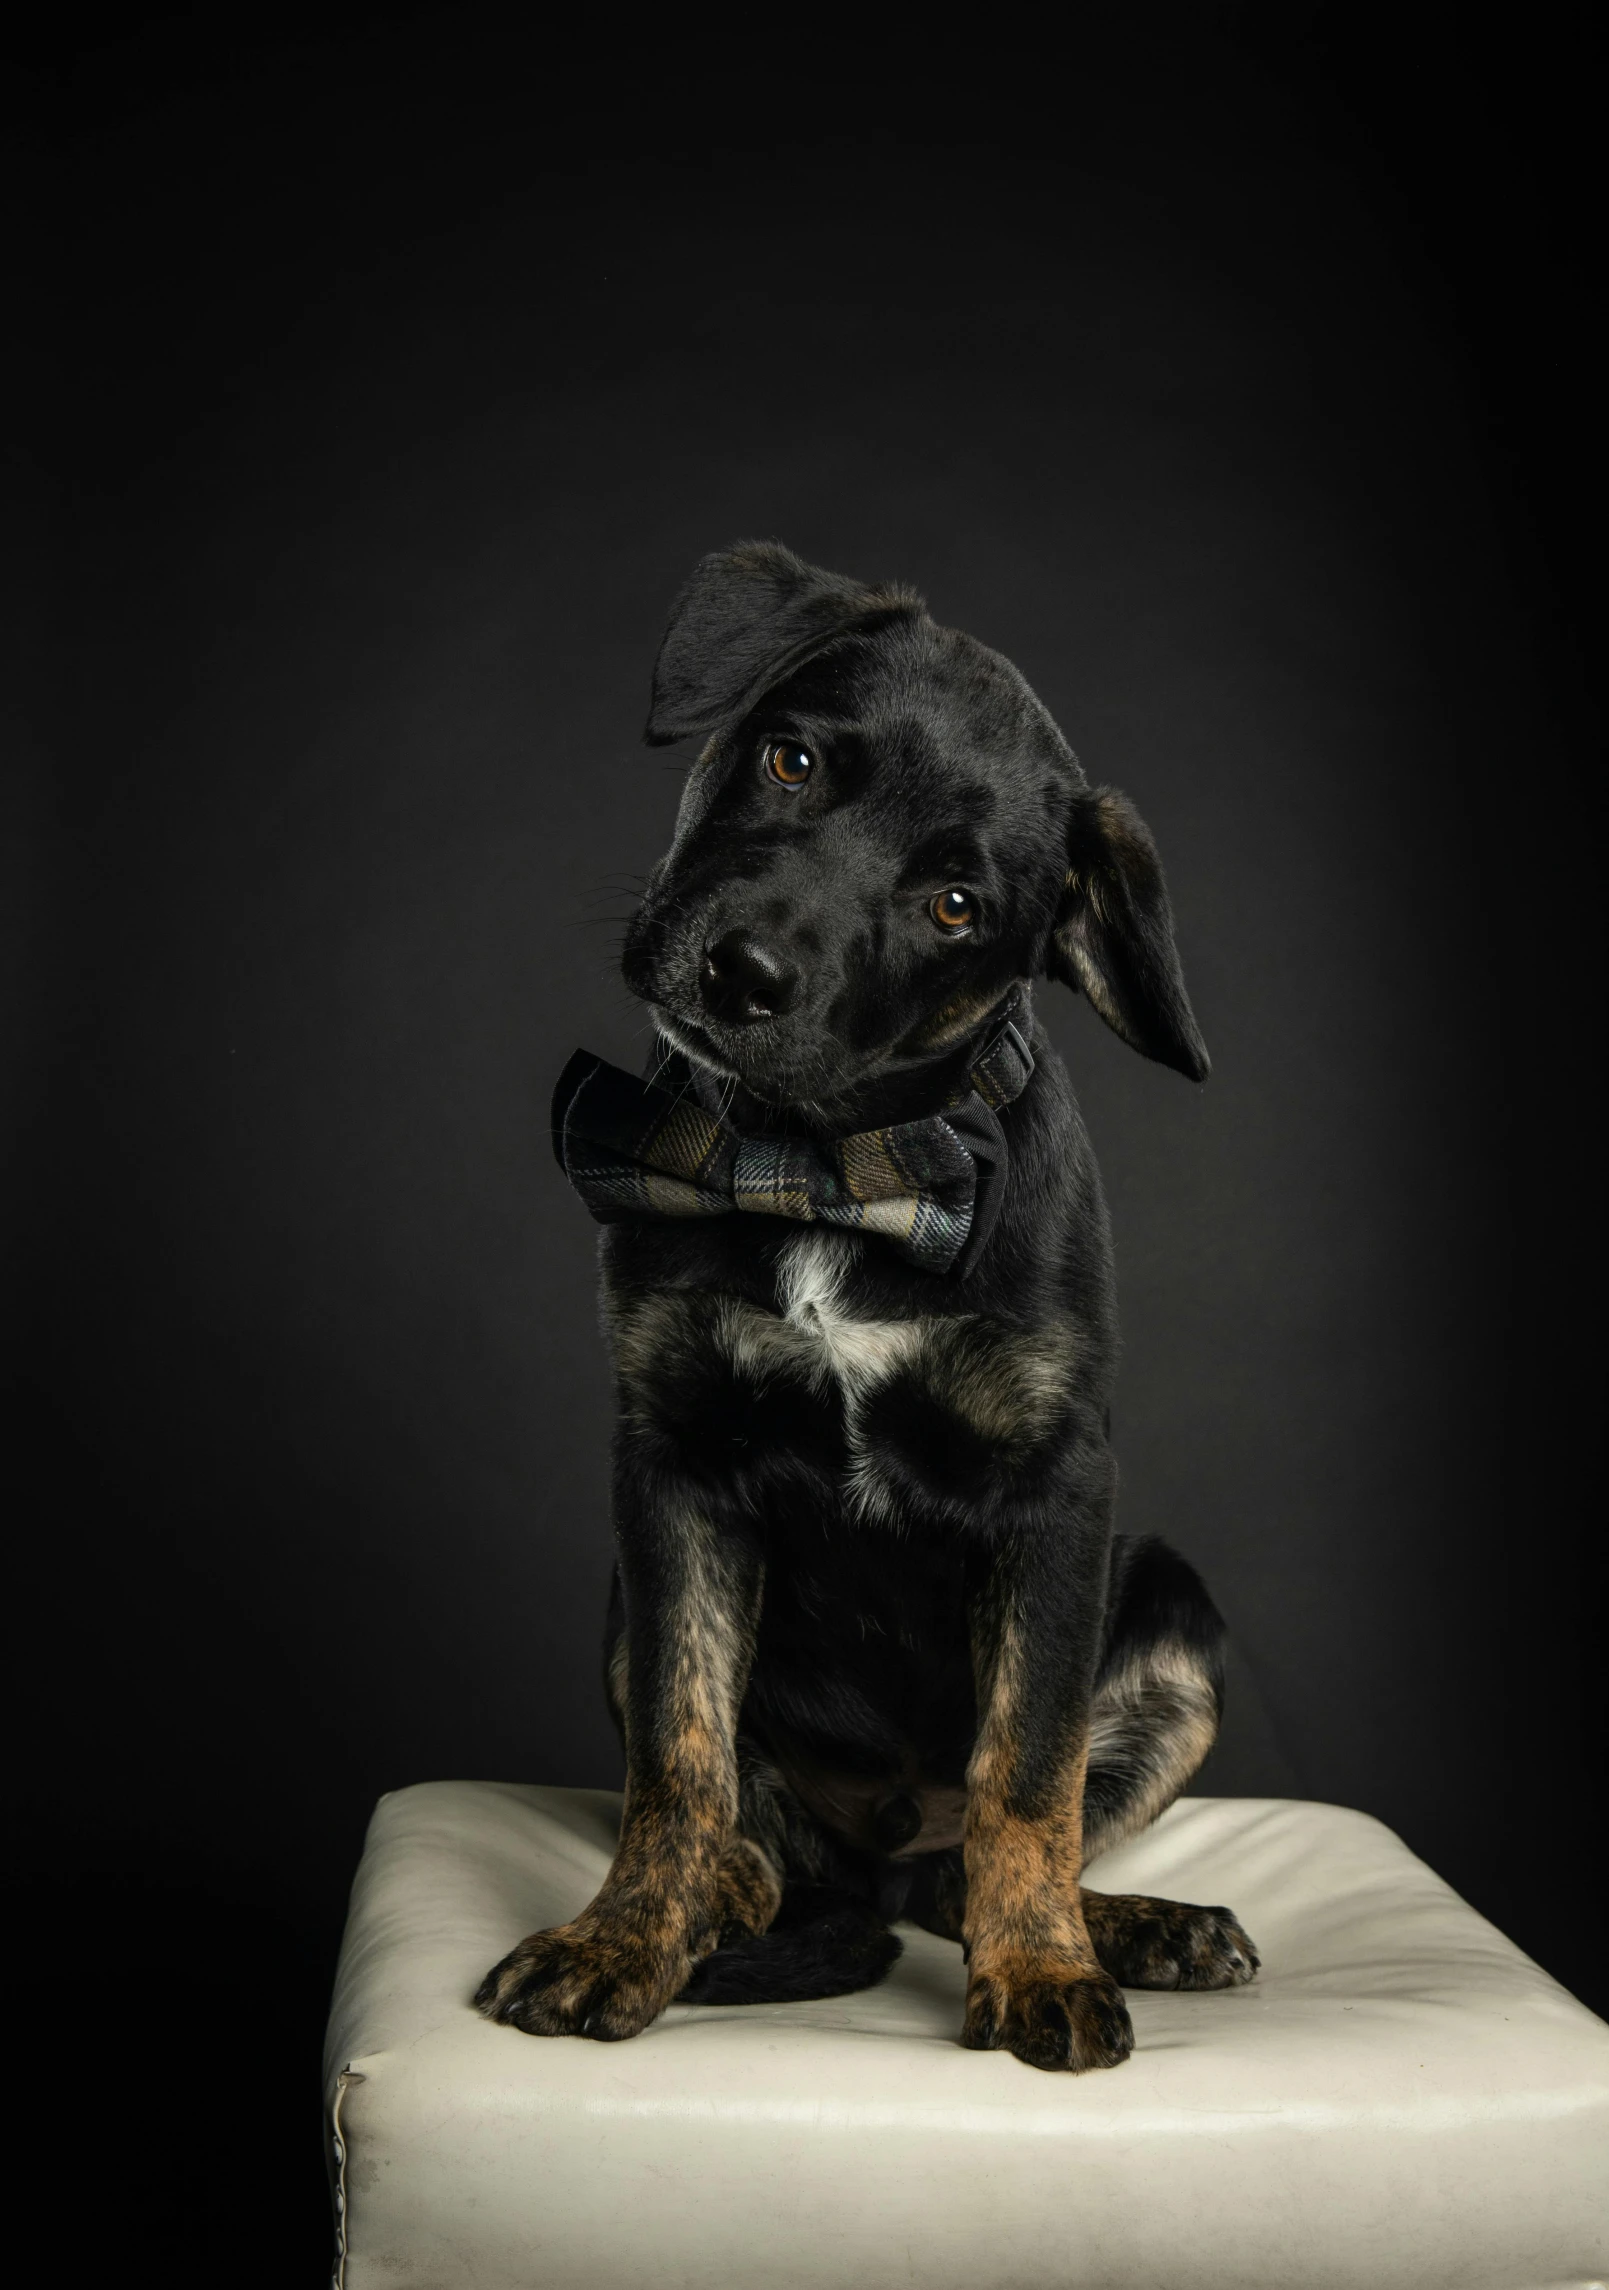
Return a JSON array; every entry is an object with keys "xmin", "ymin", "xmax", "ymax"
[
  {"xmin": 644, "ymin": 999, "xmax": 842, "ymax": 1107},
  {"xmin": 647, "ymin": 1006, "xmax": 747, "ymax": 1084}
]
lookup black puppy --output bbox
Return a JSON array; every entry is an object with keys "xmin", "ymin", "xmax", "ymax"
[{"xmin": 476, "ymin": 543, "xmax": 1258, "ymax": 2072}]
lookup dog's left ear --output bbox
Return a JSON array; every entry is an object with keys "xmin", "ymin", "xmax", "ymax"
[
  {"xmin": 1046, "ymin": 787, "xmax": 1210, "ymax": 1082},
  {"xmin": 645, "ymin": 540, "xmax": 924, "ymax": 745}
]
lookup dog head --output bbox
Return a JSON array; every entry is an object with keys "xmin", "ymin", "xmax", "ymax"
[{"xmin": 622, "ymin": 542, "xmax": 1208, "ymax": 1109}]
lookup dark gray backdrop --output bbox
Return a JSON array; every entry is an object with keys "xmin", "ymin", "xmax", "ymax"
[{"xmin": 21, "ymin": 10, "xmax": 1599, "ymax": 2276}]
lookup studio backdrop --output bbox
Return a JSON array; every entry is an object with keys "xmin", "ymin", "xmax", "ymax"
[{"xmin": 23, "ymin": 12, "xmax": 1599, "ymax": 2270}]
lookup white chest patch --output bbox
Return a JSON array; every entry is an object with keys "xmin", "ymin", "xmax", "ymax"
[
  {"xmin": 714, "ymin": 1230, "xmax": 929, "ymax": 1404},
  {"xmin": 775, "ymin": 1231, "xmax": 927, "ymax": 1394},
  {"xmin": 710, "ymin": 1231, "xmax": 965, "ymax": 1526}
]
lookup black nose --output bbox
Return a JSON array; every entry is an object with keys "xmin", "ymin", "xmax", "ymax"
[{"xmin": 700, "ymin": 930, "xmax": 799, "ymax": 1024}]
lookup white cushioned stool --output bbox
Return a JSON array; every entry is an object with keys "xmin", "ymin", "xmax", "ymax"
[{"xmin": 324, "ymin": 1783, "xmax": 1609, "ymax": 2288}]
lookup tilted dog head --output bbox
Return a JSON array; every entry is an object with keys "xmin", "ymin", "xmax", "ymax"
[{"xmin": 622, "ymin": 543, "xmax": 1208, "ymax": 1109}]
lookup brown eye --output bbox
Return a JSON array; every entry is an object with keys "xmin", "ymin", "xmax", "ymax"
[
  {"xmin": 930, "ymin": 888, "xmax": 975, "ymax": 933},
  {"xmin": 765, "ymin": 742, "xmax": 813, "ymax": 788}
]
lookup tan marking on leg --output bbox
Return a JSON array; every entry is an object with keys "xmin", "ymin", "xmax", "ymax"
[
  {"xmin": 1083, "ymin": 1635, "xmax": 1220, "ymax": 1861},
  {"xmin": 477, "ymin": 1508, "xmax": 759, "ymax": 2040},
  {"xmin": 705, "ymin": 1835, "xmax": 783, "ymax": 1948},
  {"xmin": 965, "ymin": 1739, "xmax": 1097, "ymax": 1979},
  {"xmin": 961, "ymin": 1610, "xmax": 1134, "ymax": 2071},
  {"xmin": 605, "ymin": 1630, "xmax": 630, "ymax": 1739}
]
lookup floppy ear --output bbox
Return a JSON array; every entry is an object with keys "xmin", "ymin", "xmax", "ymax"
[
  {"xmin": 644, "ymin": 540, "xmax": 924, "ymax": 745},
  {"xmin": 1047, "ymin": 786, "xmax": 1210, "ymax": 1082}
]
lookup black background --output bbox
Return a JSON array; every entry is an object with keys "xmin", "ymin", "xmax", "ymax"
[{"xmin": 16, "ymin": 5, "xmax": 1601, "ymax": 2274}]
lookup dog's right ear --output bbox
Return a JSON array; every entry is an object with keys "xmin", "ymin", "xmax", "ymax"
[{"xmin": 645, "ymin": 541, "xmax": 924, "ymax": 745}]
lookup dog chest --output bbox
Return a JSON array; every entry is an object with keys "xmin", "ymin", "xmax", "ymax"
[
  {"xmin": 746, "ymin": 1230, "xmax": 930, "ymax": 1394},
  {"xmin": 609, "ymin": 1230, "xmax": 1076, "ymax": 1505}
]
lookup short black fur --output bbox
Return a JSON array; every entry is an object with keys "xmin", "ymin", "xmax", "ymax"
[{"xmin": 476, "ymin": 543, "xmax": 1256, "ymax": 2071}]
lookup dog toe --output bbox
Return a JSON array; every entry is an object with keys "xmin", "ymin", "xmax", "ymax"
[{"xmin": 963, "ymin": 1964, "xmax": 1135, "ymax": 2072}]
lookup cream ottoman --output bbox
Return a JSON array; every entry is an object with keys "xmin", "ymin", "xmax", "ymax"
[{"xmin": 324, "ymin": 1783, "xmax": 1609, "ymax": 2289}]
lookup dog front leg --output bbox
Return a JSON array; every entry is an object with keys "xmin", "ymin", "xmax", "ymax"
[
  {"xmin": 476, "ymin": 1459, "xmax": 768, "ymax": 2040},
  {"xmin": 962, "ymin": 1452, "xmax": 1135, "ymax": 2073}
]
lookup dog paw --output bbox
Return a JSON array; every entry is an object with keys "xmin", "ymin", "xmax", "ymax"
[
  {"xmin": 708, "ymin": 1836, "xmax": 783, "ymax": 1946},
  {"xmin": 962, "ymin": 1960, "xmax": 1135, "ymax": 2072},
  {"xmin": 1084, "ymin": 1891, "xmax": 1260, "ymax": 1991},
  {"xmin": 474, "ymin": 1917, "xmax": 690, "ymax": 2041}
]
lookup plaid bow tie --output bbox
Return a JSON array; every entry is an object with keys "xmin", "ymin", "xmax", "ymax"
[{"xmin": 551, "ymin": 997, "xmax": 1036, "ymax": 1277}]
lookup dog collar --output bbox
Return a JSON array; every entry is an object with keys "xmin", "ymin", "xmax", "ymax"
[{"xmin": 550, "ymin": 990, "xmax": 1035, "ymax": 1277}]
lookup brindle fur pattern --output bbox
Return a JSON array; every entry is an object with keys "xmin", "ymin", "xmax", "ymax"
[{"xmin": 477, "ymin": 542, "xmax": 1257, "ymax": 2069}]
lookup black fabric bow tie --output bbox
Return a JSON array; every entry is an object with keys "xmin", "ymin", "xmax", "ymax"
[{"xmin": 550, "ymin": 992, "xmax": 1035, "ymax": 1277}]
